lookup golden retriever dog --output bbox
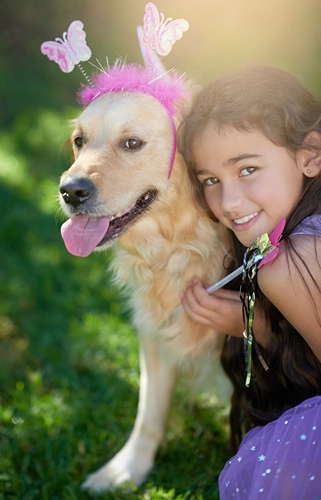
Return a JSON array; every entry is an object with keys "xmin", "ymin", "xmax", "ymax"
[{"xmin": 58, "ymin": 50, "xmax": 233, "ymax": 492}]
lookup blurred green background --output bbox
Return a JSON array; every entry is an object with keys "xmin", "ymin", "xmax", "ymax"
[{"xmin": 1, "ymin": 1, "xmax": 321, "ymax": 499}]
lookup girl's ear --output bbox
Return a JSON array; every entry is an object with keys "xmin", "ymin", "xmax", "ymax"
[{"xmin": 297, "ymin": 131, "xmax": 321, "ymax": 178}]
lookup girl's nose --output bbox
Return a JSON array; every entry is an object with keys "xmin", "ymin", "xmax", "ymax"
[{"xmin": 220, "ymin": 182, "xmax": 243, "ymax": 216}]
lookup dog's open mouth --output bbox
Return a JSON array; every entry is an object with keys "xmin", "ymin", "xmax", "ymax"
[{"xmin": 61, "ymin": 189, "xmax": 157, "ymax": 257}]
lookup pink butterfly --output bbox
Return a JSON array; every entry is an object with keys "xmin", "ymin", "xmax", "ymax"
[
  {"xmin": 140, "ymin": 2, "xmax": 189, "ymax": 57},
  {"xmin": 40, "ymin": 20, "xmax": 91, "ymax": 73}
]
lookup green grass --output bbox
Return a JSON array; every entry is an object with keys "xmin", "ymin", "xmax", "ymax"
[{"xmin": 0, "ymin": 108, "xmax": 231, "ymax": 499}]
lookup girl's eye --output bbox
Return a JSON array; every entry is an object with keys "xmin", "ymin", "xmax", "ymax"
[
  {"xmin": 203, "ymin": 177, "xmax": 219, "ymax": 186},
  {"xmin": 74, "ymin": 137, "xmax": 84, "ymax": 148},
  {"xmin": 124, "ymin": 139, "xmax": 143, "ymax": 150},
  {"xmin": 240, "ymin": 166, "xmax": 257, "ymax": 176}
]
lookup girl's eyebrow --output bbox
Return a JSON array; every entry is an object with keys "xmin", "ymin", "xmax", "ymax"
[
  {"xmin": 195, "ymin": 168, "xmax": 212, "ymax": 176},
  {"xmin": 195, "ymin": 153, "xmax": 262, "ymax": 176},
  {"xmin": 227, "ymin": 153, "xmax": 261, "ymax": 164}
]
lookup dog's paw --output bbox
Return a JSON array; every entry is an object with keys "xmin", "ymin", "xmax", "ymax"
[{"xmin": 81, "ymin": 447, "xmax": 154, "ymax": 492}]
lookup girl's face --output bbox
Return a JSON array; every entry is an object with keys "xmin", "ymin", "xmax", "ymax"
[{"xmin": 192, "ymin": 126, "xmax": 305, "ymax": 247}]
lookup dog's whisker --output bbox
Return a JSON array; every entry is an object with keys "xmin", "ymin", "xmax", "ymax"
[
  {"xmin": 55, "ymin": 206, "xmax": 66, "ymax": 225},
  {"xmin": 42, "ymin": 196, "xmax": 61, "ymax": 211},
  {"xmin": 45, "ymin": 194, "xmax": 60, "ymax": 202}
]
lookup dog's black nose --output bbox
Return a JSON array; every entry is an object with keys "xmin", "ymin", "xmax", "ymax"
[{"xmin": 59, "ymin": 177, "xmax": 95, "ymax": 207}]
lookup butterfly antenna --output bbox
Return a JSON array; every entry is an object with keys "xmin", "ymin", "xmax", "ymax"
[
  {"xmin": 163, "ymin": 16, "xmax": 173, "ymax": 26},
  {"xmin": 77, "ymin": 63, "xmax": 93, "ymax": 87}
]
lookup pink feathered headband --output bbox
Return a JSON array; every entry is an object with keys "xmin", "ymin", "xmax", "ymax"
[
  {"xmin": 40, "ymin": 3, "xmax": 190, "ymax": 178},
  {"xmin": 78, "ymin": 63, "xmax": 187, "ymax": 116}
]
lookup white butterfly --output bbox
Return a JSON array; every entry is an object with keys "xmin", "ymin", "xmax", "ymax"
[
  {"xmin": 41, "ymin": 20, "xmax": 91, "ymax": 73},
  {"xmin": 140, "ymin": 2, "xmax": 189, "ymax": 57}
]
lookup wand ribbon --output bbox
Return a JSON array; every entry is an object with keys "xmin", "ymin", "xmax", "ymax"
[{"xmin": 240, "ymin": 218, "xmax": 286, "ymax": 386}]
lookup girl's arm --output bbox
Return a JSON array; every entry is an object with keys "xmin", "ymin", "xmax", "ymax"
[
  {"xmin": 180, "ymin": 280, "xmax": 271, "ymax": 344},
  {"xmin": 258, "ymin": 236, "xmax": 321, "ymax": 362}
]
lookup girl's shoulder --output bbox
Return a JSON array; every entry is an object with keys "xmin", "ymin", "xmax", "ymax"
[
  {"xmin": 258, "ymin": 215, "xmax": 321, "ymax": 288},
  {"xmin": 258, "ymin": 218, "xmax": 321, "ymax": 360},
  {"xmin": 258, "ymin": 215, "xmax": 321, "ymax": 295}
]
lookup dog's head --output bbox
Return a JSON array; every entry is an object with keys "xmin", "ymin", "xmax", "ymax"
[
  {"xmin": 59, "ymin": 63, "xmax": 192, "ymax": 257},
  {"xmin": 49, "ymin": 11, "xmax": 191, "ymax": 257}
]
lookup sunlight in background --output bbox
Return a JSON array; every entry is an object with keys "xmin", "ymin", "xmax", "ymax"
[{"xmin": 81, "ymin": 0, "xmax": 321, "ymax": 93}]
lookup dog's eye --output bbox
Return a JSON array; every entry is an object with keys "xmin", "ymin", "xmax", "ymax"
[
  {"xmin": 74, "ymin": 137, "xmax": 84, "ymax": 148},
  {"xmin": 124, "ymin": 139, "xmax": 143, "ymax": 150}
]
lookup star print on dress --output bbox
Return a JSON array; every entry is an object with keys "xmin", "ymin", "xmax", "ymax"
[{"xmin": 219, "ymin": 395, "xmax": 321, "ymax": 499}]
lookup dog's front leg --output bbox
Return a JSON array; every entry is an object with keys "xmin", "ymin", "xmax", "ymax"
[{"xmin": 82, "ymin": 334, "xmax": 177, "ymax": 492}]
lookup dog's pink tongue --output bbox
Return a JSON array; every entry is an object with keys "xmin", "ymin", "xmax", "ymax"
[{"xmin": 61, "ymin": 215, "xmax": 111, "ymax": 257}]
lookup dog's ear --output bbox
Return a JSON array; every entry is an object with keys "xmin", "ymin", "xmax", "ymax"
[{"xmin": 136, "ymin": 25, "xmax": 167, "ymax": 76}]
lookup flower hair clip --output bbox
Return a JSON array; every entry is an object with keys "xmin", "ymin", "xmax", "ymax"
[{"xmin": 40, "ymin": 3, "xmax": 189, "ymax": 179}]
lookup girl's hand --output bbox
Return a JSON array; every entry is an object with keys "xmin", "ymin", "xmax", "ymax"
[
  {"xmin": 181, "ymin": 279, "xmax": 272, "ymax": 345},
  {"xmin": 180, "ymin": 279, "xmax": 243, "ymax": 336}
]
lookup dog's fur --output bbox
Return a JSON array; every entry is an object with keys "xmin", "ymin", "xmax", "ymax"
[{"xmin": 59, "ymin": 88, "xmax": 233, "ymax": 491}]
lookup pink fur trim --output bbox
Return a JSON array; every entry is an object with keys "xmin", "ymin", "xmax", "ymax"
[{"xmin": 78, "ymin": 63, "xmax": 188, "ymax": 115}]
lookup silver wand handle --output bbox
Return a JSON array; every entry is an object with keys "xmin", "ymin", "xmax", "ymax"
[{"xmin": 171, "ymin": 265, "xmax": 243, "ymax": 317}]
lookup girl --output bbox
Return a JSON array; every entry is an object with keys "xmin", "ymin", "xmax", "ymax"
[{"xmin": 178, "ymin": 66, "xmax": 321, "ymax": 499}]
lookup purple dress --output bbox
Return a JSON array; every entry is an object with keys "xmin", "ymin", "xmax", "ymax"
[{"xmin": 219, "ymin": 216, "xmax": 321, "ymax": 499}]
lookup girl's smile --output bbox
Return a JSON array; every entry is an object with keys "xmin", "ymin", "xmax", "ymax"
[
  {"xmin": 233, "ymin": 212, "xmax": 259, "ymax": 225},
  {"xmin": 192, "ymin": 126, "xmax": 306, "ymax": 246},
  {"xmin": 230, "ymin": 210, "xmax": 261, "ymax": 234}
]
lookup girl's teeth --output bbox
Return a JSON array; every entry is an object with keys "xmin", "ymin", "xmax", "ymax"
[{"xmin": 234, "ymin": 213, "xmax": 258, "ymax": 224}]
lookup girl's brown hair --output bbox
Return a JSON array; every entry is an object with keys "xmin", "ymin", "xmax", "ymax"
[{"xmin": 178, "ymin": 66, "xmax": 321, "ymax": 449}]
